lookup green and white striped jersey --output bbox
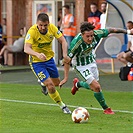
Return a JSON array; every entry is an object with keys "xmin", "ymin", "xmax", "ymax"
[{"xmin": 68, "ymin": 29, "xmax": 109, "ymax": 66}]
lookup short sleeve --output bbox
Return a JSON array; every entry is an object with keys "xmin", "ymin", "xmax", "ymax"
[
  {"xmin": 94, "ymin": 29, "xmax": 109, "ymax": 42},
  {"xmin": 69, "ymin": 16, "xmax": 74, "ymax": 23},
  {"xmin": 51, "ymin": 24, "xmax": 62, "ymax": 39},
  {"xmin": 68, "ymin": 34, "xmax": 81, "ymax": 58},
  {"xmin": 25, "ymin": 29, "xmax": 34, "ymax": 44}
]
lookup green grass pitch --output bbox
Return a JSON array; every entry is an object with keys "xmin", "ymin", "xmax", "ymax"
[{"xmin": 0, "ymin": 70, "xmax": 133, "ymax": 133}]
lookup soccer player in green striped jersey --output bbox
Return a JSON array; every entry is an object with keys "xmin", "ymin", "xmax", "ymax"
[{"xmin": 60, "ymin": 21, "xmax": 133, "ymax": 114}]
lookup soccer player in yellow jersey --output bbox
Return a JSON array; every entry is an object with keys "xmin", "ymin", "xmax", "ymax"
[{"xmin": 24, "ymin": 13, "xmax": 71, "ymax": 114}]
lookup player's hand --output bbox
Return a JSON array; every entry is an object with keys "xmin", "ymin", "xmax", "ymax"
[
  {"xmin": 59, "ymin": 78, "xmax": 68, "ymax": 89},
  {"xmin": 63, "ymin": 56, "xmax": 71, "ymax": 64},
  {"xmin": 37, "ymin": 53, "xmax": 47, "ymax": 61}
]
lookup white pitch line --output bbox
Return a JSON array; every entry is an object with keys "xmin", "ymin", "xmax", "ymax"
[
  {"xmin": 0, "ymin": 98, "xmax": 133, "ymax": 114},
  {"xmin": 0, "ymin": 79, "xmax": 35, "ymax": 83}
]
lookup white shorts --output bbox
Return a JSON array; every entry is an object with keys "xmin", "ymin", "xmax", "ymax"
[{"xmin": 74, "ymin": 62, "xmax": 99, "ymax": 84}]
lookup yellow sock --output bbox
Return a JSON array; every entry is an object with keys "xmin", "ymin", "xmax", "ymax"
[{"xmin": 49, "ymin": 90, "xmax": 65, "ymax": 108}]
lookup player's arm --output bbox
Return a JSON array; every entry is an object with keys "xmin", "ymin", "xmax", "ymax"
[
  {"xmin": 107, "ymin": 28, "xmax": 133, "ymax": 35},
  {"xmin": 57, "ymin": 35, "xmax": 68, "ymax": 59},
  {"xmin": 63, "ymin": 56, "xmax": 72, "ymax": 78},
  {"xmin": 59, "ymin": 40, "xmax": 78, "ymax": 88},
  {"xmin": 24, "ymin": 43, "xmax": 46, "ymax": 61},
  {"xmin": 59, "ymin": 57, "xmax": 71, "ymax": 88},
  {"xmin": 58, "ymin": 35, "xmax": 71, "ymax": 87},
  {"xmin": 123, "ymin": 46, "xmax": 133, "ymax": 63}
]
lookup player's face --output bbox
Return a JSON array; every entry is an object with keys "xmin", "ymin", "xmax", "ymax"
[
  {"xmin": 82, "ymin": 30, "xmax": 94, "ymax": 44},
  {"xmin": 90, "ymin": 5, "xmax": 97, "ymax": 13},
  {"xmin": 101, "ymin": 4, "xmax": 106, "ymax": 13},
  {"xmin": 64, "ymin": 7, "xmax": 69, "ymax": 15},
  {"xmin": 37, "ymin": 20, "xmax": 49, "ymax": 34},
  {"xmin": 126, "ymin": 23, "xmax": 133, "ymax": 30},
  {"xmin": 19, "ymin": 29, "xmax": 23, "ymax": 36}
]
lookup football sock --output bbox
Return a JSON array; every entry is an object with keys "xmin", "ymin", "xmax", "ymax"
[
  {"xmin": 49, "ymin": 90, "xmax": 65, "ymax": 108},
  {"xmin": 77, "ymin": 81, "xmax": 90, "ymax": 90},
  {"xmin": 94, "ymin": 91, "xmax": 108, "ymax": 109}
]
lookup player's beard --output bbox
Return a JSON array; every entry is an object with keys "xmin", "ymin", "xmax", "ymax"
[{"xmin": 39, "ymin": 29, "xmax": 48, "ymax": 35}]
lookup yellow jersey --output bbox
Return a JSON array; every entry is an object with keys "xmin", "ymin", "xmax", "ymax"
[{"xmin": 25, "ymin": 24, "xmax": 62, "ymax": 63}]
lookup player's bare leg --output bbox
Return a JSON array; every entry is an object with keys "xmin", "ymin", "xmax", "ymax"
[
  {"xmin": 38, "ymin": 79, "xmax": 48, "ymax": 95},
  {"xmin": 71, "ymin": 78, "xmax": 114, "ymax": 114},
  {"xmin": 44, "ymin": 77, "xmax": 71, "ymax": 114},
  {"xmin": 123, "ymin": 51, "xmax": 133, "ymax": 63},
  {"xmin": 117, "ymin": 52, "xmax": 128, "ymax": 64}
]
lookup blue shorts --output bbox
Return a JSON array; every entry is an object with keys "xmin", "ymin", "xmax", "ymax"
[{"xmin": 31, "ymin": 58, "xmax": 59, "ymax": 82}]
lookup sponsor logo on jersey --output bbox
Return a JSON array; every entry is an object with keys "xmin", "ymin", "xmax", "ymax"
[
  {"xmin": 83, "ymin": 48, "xmax": 92, "ymax": 54},
  {"xmin": 69, "ymin": 53, "xmax": 73, "ymax": 58},
  {"xmin": 26, "ymin": 34, "xmax": 30, "ymax": 40},
  {"xmin": 57, "ymin": 30, "xmax": 60, "ymax": 35},
  {"xmin": 49, "ymin": 35, "xmax": 53, "ymax": 40},
  {"xmin": 38, "ymin": 41, "xmax": 52, "ymax": 48}
]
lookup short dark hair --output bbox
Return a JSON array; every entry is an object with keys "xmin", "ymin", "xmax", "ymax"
[
  {"xmin": 90, "ymin": 2, "xmax": 98, "ymax": 7},
  {"xmin": 20, "ymin": 28, "xmax": 23, "ymax": 30},
  {"xmin": 37, "ymin": 13, "xmax": 49, "ymax": 22},
  {"xmin": 63, "ymin": 5, "xmax": 70, "ymax": 9},
  {"xmin": 101, "ymin": 1, "xmax": 107, "ymax": 6},
  {"xmin": 80, "ymin": 22, "xmax": 95, "ymax": 33},
  {"xmin": 127, "ymin": 21, "xmax": 133, "ymax": 25}
]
